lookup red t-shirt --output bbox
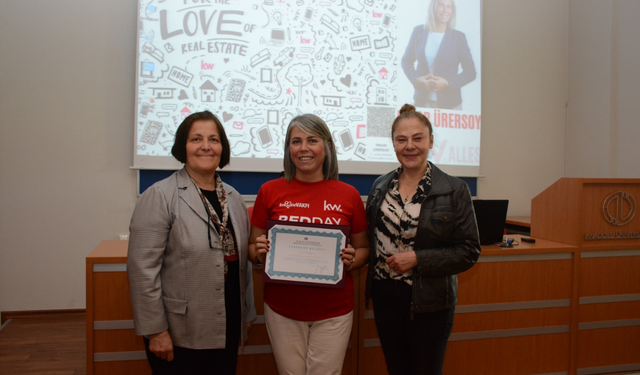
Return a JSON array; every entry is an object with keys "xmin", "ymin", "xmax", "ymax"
[{"xmin": 251, "ymin": 177, "xmax": 367, "ymax": 321}]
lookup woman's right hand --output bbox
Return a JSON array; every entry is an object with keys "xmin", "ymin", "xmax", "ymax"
[
  {"xmin": 427, "ymin": 75, "xmax": 449, "ymax": 91},
  {"xmin": 254, "ymin": 234, "xmax": 270, "ymax": 264},
  {"xmin": 148, "ymin": 330, "xmax": 174, "ymax": 362},
  {"xmin": 416, "ymin": 74, "xmax": 434, "ymax": 90}
]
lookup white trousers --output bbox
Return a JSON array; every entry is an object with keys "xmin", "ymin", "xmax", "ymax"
[{"xmin": 264, "ymin": 304, "xmax": 353, "ymax": 375}]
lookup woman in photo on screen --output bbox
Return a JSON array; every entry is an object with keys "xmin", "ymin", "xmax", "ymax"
[
  {"xmin": 401, "ymin": 0, "xmax": 477, "ymax": 110},
  {"xmin": 248, "ymin": 114, "xmax": 370, "ymax": 375},
  {"xmin": 365, "ymin": 104, "xmax": 481, "ymax": 375},
  {"xmin": 127, "ymin": 111, "xmax": 257, "ymax": 375}
]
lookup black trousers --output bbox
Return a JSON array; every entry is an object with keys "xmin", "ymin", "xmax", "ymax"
[
  {"xmin": 144, "ymin": 338, "xmax": 239, "ymax": 375},
  {"xmin": 144, "ymin": 260, "xmax": 241, "ymax": 375},
  {"xmin": 371, "ymin": 279, "xmax": 455, "ymax": 375}
]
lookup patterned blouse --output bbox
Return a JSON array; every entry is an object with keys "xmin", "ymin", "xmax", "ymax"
[{"xmin": 373, "ymin": 163, "xmax": 433, "ymax": 285}]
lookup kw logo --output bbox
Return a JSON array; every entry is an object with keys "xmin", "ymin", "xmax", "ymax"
[
  {"xmin": 324, "ymin": 201, "xmax": 342, "ymax": 212},
  {"xmin": 201, "ymin": 61, "xmax": 214, "ymax": 70}
]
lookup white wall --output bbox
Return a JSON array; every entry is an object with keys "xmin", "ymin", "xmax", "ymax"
[
  {"xmin": 1, "ymin": 0, "xmax": 637, "ymax": 313},
  {"xmin": 476, "ymin": 0, "xmax": 569, "ymax": 215},
  {"xmin": 567, "ymin": 0, "xmax": 640, "ymax": 178},
  {"xmin": 567, "ymin": 1, "xmax": 614, "ymax": 177},
  {"xmin": 0, "ymin": 1, "xmax": 138, "ymax": 312},
  {"xmin": 616, "ymin": 1, "xmax": 640, "ymax": 178}
]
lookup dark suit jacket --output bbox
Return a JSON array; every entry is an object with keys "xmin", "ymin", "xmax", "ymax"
[{"xmin": 401, "ymin": 25, "xmax": 476, "ymax": 109}]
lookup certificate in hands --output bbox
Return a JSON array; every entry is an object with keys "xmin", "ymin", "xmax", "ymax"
[{"xmin": 264, "ymin": 220, "xmax": 349, "ymax": 288}]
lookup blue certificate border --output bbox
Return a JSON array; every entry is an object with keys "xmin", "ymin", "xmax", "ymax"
[{"xmin": 267, "ymin": 226, "xmax": 345, "ymax": 283}]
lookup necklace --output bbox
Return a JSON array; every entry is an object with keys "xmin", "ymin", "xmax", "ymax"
[
  {"xmin": 399, "ymin": 170, "xmax": 423, "ymax": 204},
  {"xmin": 400, "ymin": 182, "xmax": 416, "ymax": 203}
]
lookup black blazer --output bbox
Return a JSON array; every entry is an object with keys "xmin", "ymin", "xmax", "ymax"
[{"xmin": 401, "ymin": 25, "xmax": 477, "ymax": 109}]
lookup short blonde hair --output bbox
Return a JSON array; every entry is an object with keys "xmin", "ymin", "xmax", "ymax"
[
  {"xmin": 426, "ymin": 0, "xmax": 457, "ymax": 32},
  {"xmin": 283, "ymin": 114, "xmax": 339, "ymax": 182}
]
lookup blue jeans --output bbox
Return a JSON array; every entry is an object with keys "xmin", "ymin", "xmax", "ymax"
[{"xmin": 372, "ymin": 279, "xmax": 455, "ymax": 375}]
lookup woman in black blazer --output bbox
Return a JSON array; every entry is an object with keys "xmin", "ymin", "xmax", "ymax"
[{"xmin": 401, "ymin": 0, "xmax": 477, "ymax": 109}]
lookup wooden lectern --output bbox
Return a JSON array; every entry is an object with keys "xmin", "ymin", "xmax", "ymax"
[
  {"xmin": 532, "ymin": 178, "xmax": 640, "ymax": 247},
  {"xmin": 532, "ymin": 178, "xmax": 640, "ymax": 375}
]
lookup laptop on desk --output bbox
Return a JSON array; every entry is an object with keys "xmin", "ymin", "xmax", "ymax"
[{"xmin": 472, "ymin": 199, "xmax": 509, "ymax": 246}]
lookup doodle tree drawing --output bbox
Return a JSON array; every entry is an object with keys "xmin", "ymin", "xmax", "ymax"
[{"xmin": 285, "ymin": 63, "xmax": 313, "ymax": 106}]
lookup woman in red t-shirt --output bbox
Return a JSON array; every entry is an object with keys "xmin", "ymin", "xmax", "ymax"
[{"xmin": 249, "ymin": 114, "xmax": 369, "ymax": 375}]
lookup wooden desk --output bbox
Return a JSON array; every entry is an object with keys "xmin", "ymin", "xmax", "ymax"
[
  {"xmin": 358, "ymin": 234, "xmax": 578, "ymax": 375},
  {"xmin": 86, "ymin": 241, "xmax": 285, "ymax": 375},
  {"xmin": 506, "ymin": 216, "xmax": 531, "ymax": 228},
  {"xmin": 505, "ymin": 216, "xmax": 532, "ymax": 235},
  {"xmin": 86, "ymin": 241, "xmax": 358, "ymax": 375},
  {"xmin": 86, "ymin": 241, "xmax": 149, "ymax": 375},
  {"xmin": 88, "ymin": 233, "xmax": 640, "ymax": 374}
]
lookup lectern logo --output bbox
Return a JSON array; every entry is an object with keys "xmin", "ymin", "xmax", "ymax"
[{"xmin": 603, "ymin": 191, "xmax": 636, "ymax": 226}]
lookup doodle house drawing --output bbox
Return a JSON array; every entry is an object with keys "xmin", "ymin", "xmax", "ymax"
[
  {"xmin": 378, "ymin": 67, "xmax": 388, "ymax": 80},
  {"xmin": 200, "ymin": 80, "xmax": 219, "ymax": 102},
  {"xmin": 151, "ymin": 88, "xmax": 175, "ymax": 99},
  {"xmin": 321, "ymin": 96, "xmax": 343, "ymax": 107},
  {"xmin": 180, "ymin": 107, "xmax": 192, "ymax": 120}
]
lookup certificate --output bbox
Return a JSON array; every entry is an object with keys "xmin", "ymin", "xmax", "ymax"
[{"xmin": 264, "ymin": 220, "xmax": 348, "ymax": 287}]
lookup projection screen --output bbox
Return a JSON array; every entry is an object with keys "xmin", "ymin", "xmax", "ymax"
[{"xmin": 134, "ymin": 0, "xmax": 482, "ymax": 176}]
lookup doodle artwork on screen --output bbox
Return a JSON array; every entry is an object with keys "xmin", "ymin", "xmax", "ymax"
[{"xmin": 134, "ymin": 0, "xmax": 482, "ymax": 175}]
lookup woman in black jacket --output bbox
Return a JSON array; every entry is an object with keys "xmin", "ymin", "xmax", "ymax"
[{"xmin": 365, "ymin": 104, "xmax": 481, "ymax": 375}]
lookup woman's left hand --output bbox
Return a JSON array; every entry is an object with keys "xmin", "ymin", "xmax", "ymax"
[
  {"xmin": 340, "ymin": 244, "xmax": 357, "ymax": 271},
  {"xmin": 416, "ymin": 74, "xmax": 434, "ymax": 90},
  {"xmin": 386, "ymin": 251, "xmax": 418, "ymax": 274},
  {"xmin": 427, "ymin": 76, "xmax": 449, "ymax": 92}
]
